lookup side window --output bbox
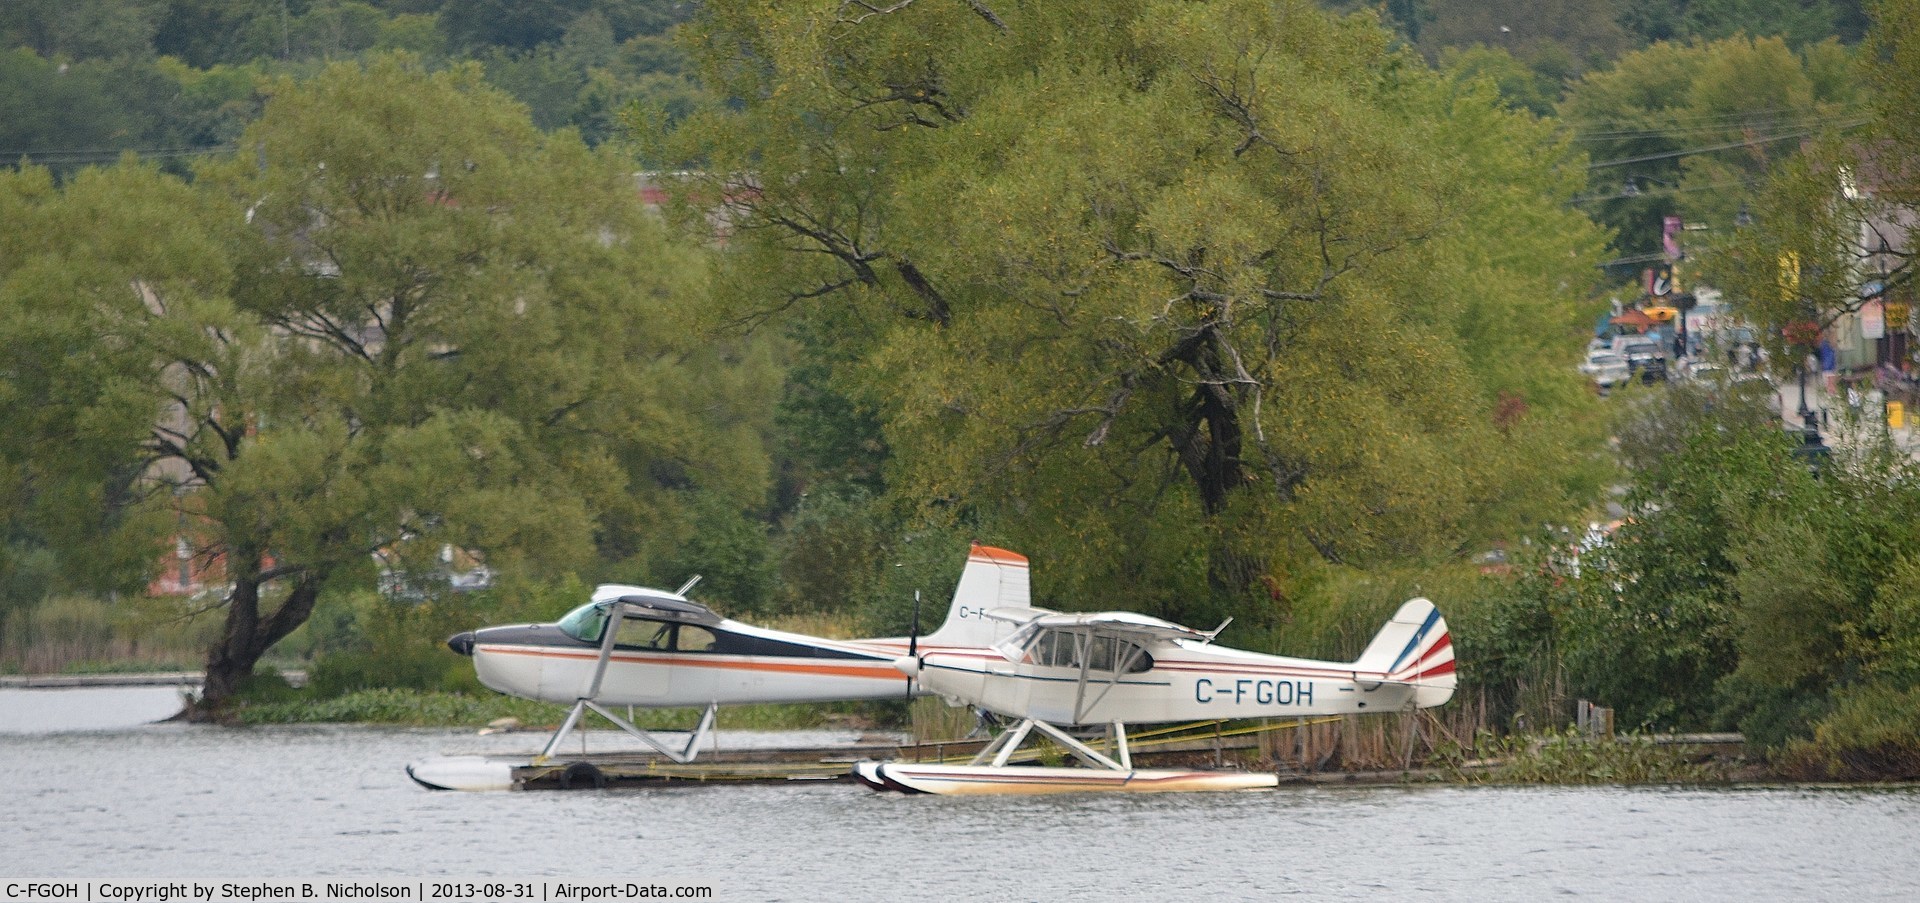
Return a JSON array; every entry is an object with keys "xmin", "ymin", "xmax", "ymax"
[
  {"xmin": 1085, "ymin": 635, "xmax": 1116, "ymax": 672},
  {"xmin": 1036, "ymin": 630, "xmax": 1076, "ymax": 667},
  {"xmin": 676, "ymin": 626, "xmax": 717, "ymax": 652},
  {"xmin": 614, "ymin": 618, "xmax": 674, "ymax": 650},
  {"xmin": 1016, "ymin": 630, "xmax": 1150, "ymax": 672}
]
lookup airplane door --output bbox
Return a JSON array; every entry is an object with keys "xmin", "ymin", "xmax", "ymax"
[{"xmin": 603, "ymin": 616, "xmax": 675, "ymax": 701}]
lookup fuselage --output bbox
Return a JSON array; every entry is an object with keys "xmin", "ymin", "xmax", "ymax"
[
  {"xmin": 914, "ymin": 637, "xmax": 1455, "ymax": 726},
  {"xmin": 452, "ymin": 586, "xmax": 938, "ymax": 707}
]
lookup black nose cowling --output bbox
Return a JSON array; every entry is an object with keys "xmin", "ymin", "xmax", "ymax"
[{"xmin": 447, "ymin": 631, "xmax": 476, "ymax": 656}]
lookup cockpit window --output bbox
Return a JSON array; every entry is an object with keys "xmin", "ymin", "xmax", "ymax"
[
  {"xmin": 615, "ymin": 618, "xmax": 675, "ymax": 650},
  {"xmin": 556, "ymin": 602, "xmax": 609, "ymax": 643},
  {"xmin": 676, "ymin": 626, "xmax": 717, "ymax": 652}
]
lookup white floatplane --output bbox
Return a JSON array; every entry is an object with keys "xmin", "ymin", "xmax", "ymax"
[
  {"xmin": 408, "ymin": 545, "xmax": 1036, "ymax": 790},
  {"xmin": 856, "ymin": 583, "xmax": 1455, "ymax": 795}
]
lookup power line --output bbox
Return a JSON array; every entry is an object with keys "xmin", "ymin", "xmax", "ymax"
[
  {"xmin": 1562, "ymin": 104, "xmax": 1867, "ymax": 133},
  {"xmin": 1584, "ymin": 122, "xmax": 1866, "ymax": 169},
  {"xmin": 1570, "ymin": 113, "xmax": 1862, "ymax": 142},
  {"xmin": 1570, "ymin": 177, "xmax": 1751, "ymax": 206}
]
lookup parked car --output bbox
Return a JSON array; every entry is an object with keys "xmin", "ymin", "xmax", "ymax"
[
  {"xmin": 1684, "ymin": 361, "xmax": 1724, "ymax": 381},
  {"xmin": 1624, "ymin": 347, "xmax": 1667, "ymax": 382},
  {"xmin": 1613, "ymin": 334, "xmax": 1664, "ymax": 359},
  {"xmin": 1587, "ymin": 352, "xmax": 1631, "ymax": 390}
]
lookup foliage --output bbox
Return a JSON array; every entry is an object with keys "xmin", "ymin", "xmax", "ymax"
[
  {"xmin": 1437, "ymin": 727, "xmax": 1727, "ymax": 783},
  {"xmin": 300, "ymin": 590, "xmax": 489, "ymax": 696},
  {"xmin": 1452, "ymin": 552, "xmax": 1581, "ymax": 730},
  {"xmin": 231, "ymin": 686, "xmax": 890, "ymax": 728},
  {"xmin": 1417, "ymin": 0, "xmax": 1633, "ymax": 72},
  {"xmin": 1776, "ymin": 684, "xmax": 1920, "ymax": 779},
  {"xmin": 1561, "ymin": 407, "xmax": 1796, "ymax": 728},
  {"xmin": 1561, "ymin": 34, "xmax": 1860, "ymax": 263},
  {"xmin": 1866, "ymin": 0, "xmax": 1920, "ymax": 199},
  {"xmin": 1439, "ymin": 45, "xmax": 1566, "ymax": 117},
  {"xmin": 0, "ymin": 593, "xmax": 220, "ymax": 674},
  {"xmin": 671, "ymin": 0, "xmax": 1610, "ymax": 631},
  {"xmin": 1, "ymin": 0, "xmax": 703, "ymax": 172},
  {"xmin": 1481, "ymin": 357, "xmax": 1920, "ymax": 754},
  {"xmin": 1, "ymin": 54, "xmax": 777, "ymax": 713},
  {"xmin": 233, "ymin": 686, "xmax": 571, "ymax": 725}
]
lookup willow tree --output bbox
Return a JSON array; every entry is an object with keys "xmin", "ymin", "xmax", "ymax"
[
  {"xmin": 667, "ymin": 0, "xmax": 1608, "ymax": 624},
  {"xmin": 1, "ymin": 54, "xmax": 775, "ymax": 714}
]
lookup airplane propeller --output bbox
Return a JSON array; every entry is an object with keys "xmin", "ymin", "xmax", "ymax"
[{"xmin": 905, "ymin": 590, "xmax": 921, "ymax": 700}]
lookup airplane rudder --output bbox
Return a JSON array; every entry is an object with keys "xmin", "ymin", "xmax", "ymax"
[
  {"xmin": 1353, "ymin": 597, "xmax": 1447, "ymax": 672},
  {"xmin": 920, "ymin": 544, "xmax": 1031, "ymax": 647}
]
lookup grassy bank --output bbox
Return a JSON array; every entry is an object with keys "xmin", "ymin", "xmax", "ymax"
[{"xmin": 229, "ymin": 682, "xmax": 909, "ymax": 731}]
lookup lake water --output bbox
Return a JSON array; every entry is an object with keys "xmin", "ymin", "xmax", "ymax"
[{"xmin": 3, "ymin": 688, "xmax": 1919, "ymax": 901}]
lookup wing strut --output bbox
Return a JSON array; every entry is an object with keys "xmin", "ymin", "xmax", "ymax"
[{"xmin": 967, "ymin": 717, "xmax": 1131, "ymax": 772}]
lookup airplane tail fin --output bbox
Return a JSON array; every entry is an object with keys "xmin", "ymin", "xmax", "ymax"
[
  {"xmin": 1351, "ymin": 598, "xmax": 1455, "ymax": 708},
  {"xmin": 918, "ymin": 544, "xmax": 1038, "ymax": 649}
]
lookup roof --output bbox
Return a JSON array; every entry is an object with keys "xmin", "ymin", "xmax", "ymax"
[{"xmin": 590, "ymin": 583, "xmax": 722, "ymax": 626}]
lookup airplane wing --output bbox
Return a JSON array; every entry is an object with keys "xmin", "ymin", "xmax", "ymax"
[
  {"xmin": 990, "ymin": 611, "xmax": 1228, "ymax": 663},
  {"xmin": 1021, "ymin": 611, "xmax": 1225, "ymax": 644}
]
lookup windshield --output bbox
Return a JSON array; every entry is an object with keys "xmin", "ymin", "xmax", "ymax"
[{"xmin": 556, "ymin": 602, "xmax": 609, "ymax": 643}]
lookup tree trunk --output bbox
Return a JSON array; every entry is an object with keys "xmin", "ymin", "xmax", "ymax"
[{"xmin": 191, "ymin": 567, "xmax": 325, "ymax": 720}]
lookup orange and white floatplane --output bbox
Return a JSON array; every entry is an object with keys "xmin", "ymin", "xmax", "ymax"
[
  {"xmin": 855, "ymin": 554, "xmax": 1456, "ymax": 795},
  {"xmin": 409, "ymin": 544, "xmax": 1038, "ymax": 790}
]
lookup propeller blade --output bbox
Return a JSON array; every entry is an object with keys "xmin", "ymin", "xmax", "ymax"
[
  {"xmin": 905, "ymin": 591, "xmax": 922, "ymax": 699},
  {"xmin": 908, "ymin": 590, "xmax": 921, "ymax": 658}
]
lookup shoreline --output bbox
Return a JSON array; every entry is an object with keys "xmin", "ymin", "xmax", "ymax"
[{"xmin": 8, "ymin": 677, "xmax": 1915, "ymax": 786}]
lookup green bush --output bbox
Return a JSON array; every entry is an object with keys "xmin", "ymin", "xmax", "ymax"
[
  {"xmin": 234, "ymin": 688, "xmax": 562, "ymax": 726},
  {"xmin": 1439, "ymin": 728, "xmax": 1725, "ymax": 784},
  {"xmin": 307, "ymin": 649, "xmax": 475, "ymax": 698},
  {"xmin": 1776, "ymin": 685, "xmax": 1920, "ymax": 780},
  {"xmin": 233, "ymin": 669, "xmax": 303, "ymax": 706},
  {"xmin": 230, "ymin": 687, "xmax": 897, "ymax": 730}
]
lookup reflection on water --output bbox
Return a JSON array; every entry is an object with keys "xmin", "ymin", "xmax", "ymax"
[{"xmin": 3, "ymin": 689, "xmax": 1919, "ymax": 901}]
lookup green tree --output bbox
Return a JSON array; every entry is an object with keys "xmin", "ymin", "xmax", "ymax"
[
  {"xmin": 668, "ymin": 0, "xmax": 1608, "ymax": 626},
  {"xmin": 0, "ymin": 0, "xmax": 166, "ymax": 60},
  {"xmin": 1559, "ymin": 418, "xmax": 1783, "ymax": 727},
  {"xmin": 1562, "ymin": 34, "xmax": 1859, "ymax": 262},
  {"xmin": 1702, "ymin": 0, "xmax": 1912, "ymax": 352},
  {"xmin": 438, "ymin": 0, "xmax": 591, "ymax": 51},
  {"xmin": 1417, "ymin": 0, "xmax": 1633, "ymax": 70},
  {"xmin": 1, "ymin": 54, "xmax": 775, "ymax": 713},
  {"xmin": 1682, "ymin": 0, "xmax": 1840, "ymax": 48},
  {"xmin": 1439, "ymin": 45, "xmax": 1567, "ymax": 117}
]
